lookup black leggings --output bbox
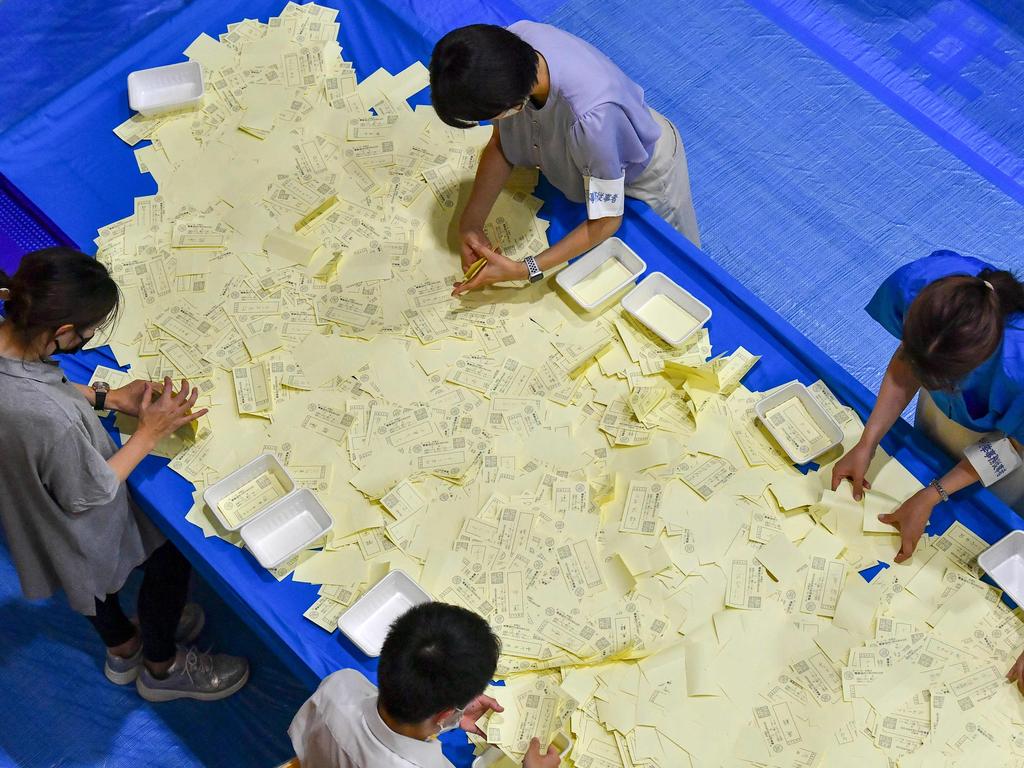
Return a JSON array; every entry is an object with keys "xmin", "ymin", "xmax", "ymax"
[{"xmin": 86, "ymin": 540, "xmax": 192, "ymax": 663}]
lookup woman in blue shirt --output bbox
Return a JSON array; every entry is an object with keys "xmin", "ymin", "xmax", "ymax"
[{"xmin": 832, "ymin": 251, "xmax": 1024, "ymax": 564}]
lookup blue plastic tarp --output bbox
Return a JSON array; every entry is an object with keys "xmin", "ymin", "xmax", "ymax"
[{"xmin": 1, "ymin": 0, "xmax": 1022, "ymax": 765}]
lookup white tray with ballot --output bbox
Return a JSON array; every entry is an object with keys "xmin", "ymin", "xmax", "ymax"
[
  {"xmin": 203, "ymin": 452, "xmax": 332, "ymax": 569},
  {"xmin": 556, "ymin": 237, "xmax": 646, "ymax": 311},
  {"xmin": 755, "ymin": 381, "xmax": 844, "ymax": 465}
]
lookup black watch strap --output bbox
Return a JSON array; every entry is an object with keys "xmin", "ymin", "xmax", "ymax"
[{"xmin": 94, "ymin": 390, "xmax": 107, "ymax": 411}]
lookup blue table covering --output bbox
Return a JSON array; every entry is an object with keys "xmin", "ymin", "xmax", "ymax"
[{"xmin": 2, "ymin": 0, "xmax": 1021, "ymax": 764}]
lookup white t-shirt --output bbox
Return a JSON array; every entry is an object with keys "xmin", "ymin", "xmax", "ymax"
[{"xmin": 289, "ymin": 669, "xmax": 456, "ymax": 768}]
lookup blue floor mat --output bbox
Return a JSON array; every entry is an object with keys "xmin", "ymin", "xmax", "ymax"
[
  {"xmin": 0, "ymin": 534, "xmax": 309, "ymax": 768},
  {"xmin": 515, "ymin": 0, "xmax": 1024, "ymax": 398}
]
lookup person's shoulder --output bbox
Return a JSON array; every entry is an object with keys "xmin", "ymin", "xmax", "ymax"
[
  {"xmin": 317, "ymin": 668, "xmax": 376, "ymax": 703},
  {"xmin": 902, "ymin": 250, "xmax": 991, "ymax": 278},
  {"xmin": 0, "ymin": 375, "xmax": 77, "ymax": 436}
]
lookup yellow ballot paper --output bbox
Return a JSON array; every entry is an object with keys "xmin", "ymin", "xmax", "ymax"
[
  {"xmin": 463, "ymin": 257, "xmax": 487, "ymax": 282},
  {"xmin": 94, "ymin": 5, "xmax": 1023, "ymax": 765},
  {"xmin": 217, "ymin": 470, "xmax": 286, "ymax": 528},
  {"xmin": 633, "ymin": 294, "xmax": 699, "ymax": 339},
  {"xmin": 764, "ymin": 396, "xmax": 833, "ymax": 460}
]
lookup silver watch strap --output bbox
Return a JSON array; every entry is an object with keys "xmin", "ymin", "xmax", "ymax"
[
  {"xmin": 929, "ymin": 477, "xmax": 950, "ymax": 503},
  {"xmin": 524, "ymin": 255, "xmax": 543, "ymax": 283}
]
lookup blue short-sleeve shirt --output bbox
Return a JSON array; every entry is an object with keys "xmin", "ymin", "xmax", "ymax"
[{"xmin": 866, "ymin": 250, "xmax": 1024, "ymax": 441}]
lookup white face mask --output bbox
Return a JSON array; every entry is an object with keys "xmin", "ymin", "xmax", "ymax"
[{"xmin": 435, "ymin": 705, "xmax": 465, "ymax": 736}]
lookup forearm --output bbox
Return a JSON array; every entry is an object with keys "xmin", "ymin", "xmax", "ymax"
[
  {"xmin": 460, "ymin": 132, "xmax": 513, "ymax": 231},
  {"xmin": 937, "ymin": 457, "xmax": 982, "ymax": 497},
  {"xmin": 860, "ymin": 348, "xmax": 920, "ymax": 450},
  {"xmin": 107, "ymin": 432, "xmax": 157, "ymax": 482},
  {"xmin": 535, "ymin": 216, "xmax": 622, "ymax": 273},
  {"xmin": 73, "ymin": 382, "xmax": 97, "ymax": 407}
]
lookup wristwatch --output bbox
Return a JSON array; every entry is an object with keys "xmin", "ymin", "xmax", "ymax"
[
  {"xmin": 91, "ymin": 380, "xmax": 111, "ymax": 411},
  {"xmin": 524, "ymin": 254, "xmax": 544, "ymax": 284}
]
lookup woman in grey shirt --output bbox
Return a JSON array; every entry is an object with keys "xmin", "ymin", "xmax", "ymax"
[{"xmin": 0, "ymin": 248, "xmax": 247, "ymax": 703}]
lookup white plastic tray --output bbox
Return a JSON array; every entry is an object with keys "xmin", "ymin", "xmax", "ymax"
[
  {"xmin": 555, "ymin": 237, "xmax": 646, "ymax": 311},
  {"xmin": 240, "ymin": 489, "xmax": 334, "ymax": 569},
  {"xmin": 203, "ymin": 452, "xmax": 332, "ymax": 570},
  {"xmin": 338, "ymin": 570, "xmax": 431, "ymax": 656},
  {"xmin": 978, "ymin": 531, "xmax": 1024, "ymax": 606},
  {"xmin": 203, "ymin": 453, "xmax": 295, "ymax": 531},
  {"xmin": 621, "ymin": 271, "xmax": 712, "ymax": 347},
  {"xmin": 472, "ymin": 733, "xmax": 573, "ymax": 768},
  {"xmin": 755, "ymin": 381, "xmax": 844, "ymax": 465},
  {"xmin": 128, "ymin": 61, "xmax": 204, "ymax": 116}
]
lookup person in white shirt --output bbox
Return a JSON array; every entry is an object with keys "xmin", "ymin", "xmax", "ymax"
[{"xmin": 288, "ymin": 602, "xmax": 561, "ymax": 768}]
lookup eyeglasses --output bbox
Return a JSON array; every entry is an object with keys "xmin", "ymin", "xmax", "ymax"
[{"xmin": 492, "ymin": 95, "xmax": 531, "ymax": 121}]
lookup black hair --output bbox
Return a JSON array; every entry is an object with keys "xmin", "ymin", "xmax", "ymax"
[
  {"xmin": 430, "ymin": 24, "xmax": 539, "ymax": 129},
  {"xmin": 0, "ymin": 247, "xmax": 121, "ymax": 346},
  {"xmin": 377, "ymin": 602, "xmax": 500, "ymax": 723},
  {"xmin": 902, "ymin": 267, "xmax": 1024, "ymax": 391}
]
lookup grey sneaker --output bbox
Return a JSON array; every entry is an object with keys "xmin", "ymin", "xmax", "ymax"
[
  {"xmin": 104, "ymin": 603, "xmax": 206, "ymax": 685},
  {"xmin": 135, "ymin": 646, "xmax": 250, "ymax": 702},
  {"xmin": 105, "ymin": 646, "xmax": 144, "ymax": 685}
]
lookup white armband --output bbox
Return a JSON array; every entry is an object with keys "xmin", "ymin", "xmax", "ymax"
[
  {"xmin": 964, "ymin": 437, "xmax": 1023, "ymax": 487},
  {"xmin": 585, "ymin": 175, "xmax": 625, "ymax": 219}
]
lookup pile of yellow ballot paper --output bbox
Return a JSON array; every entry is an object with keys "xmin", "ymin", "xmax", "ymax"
[{"xmin": 93, "ymin": 3, "xmax": 1024, "ymax": 766}]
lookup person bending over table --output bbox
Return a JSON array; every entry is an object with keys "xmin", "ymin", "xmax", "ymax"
[
  {"xmin": 0, "ymin": 248, "xmax": 248, "ymax": 702},
  {"xmin": 831, "ymin": 252, "xmax": 1024, "ymax": 694},
  {"xmin": 289, "ymin": 601, "xmax": 561, "ymax": 768},
  {"xmin": 429, "ymin": 23, "xmax": 700, "ymax": 296}
]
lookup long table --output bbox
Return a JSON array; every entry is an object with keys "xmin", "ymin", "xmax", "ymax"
[{"xmin": 2, "ymin": 0, "xmax": 1021, "ymax": 764}]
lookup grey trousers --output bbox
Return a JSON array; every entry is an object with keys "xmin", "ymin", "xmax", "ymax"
[{"xmin": 627, "ymin": 110, "xmax": 701, "ymax": 248}]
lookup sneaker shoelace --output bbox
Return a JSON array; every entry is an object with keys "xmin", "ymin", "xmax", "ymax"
[{"xmin": 182, "ymin": 646, "xmax": 216, "ymax": 686}]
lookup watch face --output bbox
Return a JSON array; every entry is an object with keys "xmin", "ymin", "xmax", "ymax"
[{"xmin": 92, "ymin": 381, "xmax": 111, "ymax": 393}]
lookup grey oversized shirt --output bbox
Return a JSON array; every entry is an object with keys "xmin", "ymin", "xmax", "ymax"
[{"xmin": 0, "ymin": 352, "xmax": 164, "ymax": 615}]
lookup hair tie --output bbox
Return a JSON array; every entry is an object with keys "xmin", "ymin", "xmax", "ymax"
[
  {"xmin": 0, "ymin": 287, "xmax": 10, "ymax": 301},
  {"xmin": 983, "ymin": 280, "xmax": 994, "ymax": 291}
]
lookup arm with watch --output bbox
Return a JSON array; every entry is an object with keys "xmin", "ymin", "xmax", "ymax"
[
  {"xmin": 830, "ymin": 346, "xmax": 985, "ymax": 563},
  {"xmin": 451, "ymin": 126, "xmax": 623, "ymax": 296},
  {"xmin": 72, "ymin": 378, "xmax": 151, "ymax": 416},
  {"xmin": 452, "ymin": 213, "xmax": 622, "ymax": 296}
]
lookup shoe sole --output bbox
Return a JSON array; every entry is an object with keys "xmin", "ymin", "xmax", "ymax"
[
  {"xmin": 135, "ymin": 666, "xmax": 250, "ymax": 703},
  {"xmin": 105, "ymin": 662, "xmax": 140, "ymax": 686}
]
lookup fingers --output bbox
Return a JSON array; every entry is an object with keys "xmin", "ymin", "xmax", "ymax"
[
  {"xmin": 829, "ymin": 466, "xmax": 843, "ymax": 492},
  {"xmin": 464, "ymin": 723, "xmax": 485, "ymax": 737},
  {"xmin": 139, "ymin": 382, "xmax": 153, "ymax": 413},
  {"xmin": 527, "ymin": 737, "xmax": 541, "ymax": 757},
  {"xmin": 174, "ymin": 378, "xmax": 190, "ymax": 405},
  {"xmin": 894, "ymin": 532, "xmax": 915, "ymax": 564},
  {"xmin": 183, "ymin": 407, "xmax": 209, "ymax": 424},
  {"xmin": 160, "ymin": 376, "xmax": 174, "ymax": 401},
  {"xmin": 481, "ymin": 695, "xmax": 504, "ymax": 713},
  {"xmin": 850, "ymin": 476, "xmax": 865, "ymax": 502},
  {"xmin": 452, "ymin": 270, "xmax": 488, "ymax": 297},
  {"xmin": 877, "ymin": 513, "xmax": 897, "ymax": 526}
]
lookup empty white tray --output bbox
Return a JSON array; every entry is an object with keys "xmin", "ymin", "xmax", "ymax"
[
  {"xmin": 979, "ymin": 531, "xmax": 1024, "ymax": 606},
  {"xmin": 240, "ymin": 489, "xmax": 334, "ymax": 569},
  {"xmin": 755, "ymin": 381, "xmax": 844, "ymax": 465},
  {"xmin": 621, "ymin": 271, "xmax": 712, "ymax": 347},
  {"xmin": 338, "ymin": 570, "xmax": 431, "ymax": 656},
  {"xmin": 204, "ymin": 452, "xmax": 295, "ymax": 531},
  {"xmin": 128, "ymin": 61, "xmax": 204, "ymax": 116},
  {"xmin": 555, "ymin": 237, "xmax": 646, "ymax": 311}
]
